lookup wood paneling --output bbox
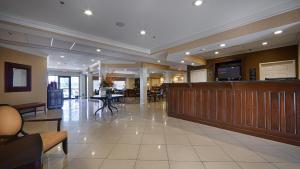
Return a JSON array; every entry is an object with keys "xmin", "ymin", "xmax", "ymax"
[
  {"xmin": 187, "ymin": 45, "xmax": 298, "ymax": 82},
  {"xmin": 166, "ymin": 81, "xmax": 300, "ymax": 146}
]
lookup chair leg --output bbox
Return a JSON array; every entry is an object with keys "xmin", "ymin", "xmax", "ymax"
[{"xmin": 62, "ymin": 139, "xmax": 68, "ymax": 154}]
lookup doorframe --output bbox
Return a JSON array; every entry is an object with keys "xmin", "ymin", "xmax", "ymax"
[{"xmin": 58, "ymin": 76, "xmax": 71, "ymax": 99}]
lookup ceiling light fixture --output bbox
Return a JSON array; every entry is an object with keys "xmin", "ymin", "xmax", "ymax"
[
  {"xmin": 215, "ymin": 51, "xmax": 219, "ymax": 55},
  {"xmin": 274, "ymin": 30, "xmax": 283, "ymax": 35},
  {"xmin": 140, "ymin": 30, "xmax": 146, "ymax": 35},
  {"xmin": 96, "ymin": 49, "xmax": 101, "ymax": 52},
  {"xmin": 191, "ymin": 63, "xmax": 195, "ymax": 66},
  {"xmin": 185, "ymin": 52, "xmax": 190, "ymax": 55},
  {"xmin": 193, "ymin": 0, "xmax": 203, "ymax": 6},
  {"xmin": 91, "ymin": 59, "xmax": 95, "ymax": 62},
  {"xmin": 181, "ymin": 60, "xmax": 185, "ymax": 63},
  {"xmin": 50, "ymin": 38, "xmax": 54, "ymax": 47},
  {"xmin": 84, "ymin": 9, "xmax": 93, "ymax": 16},
  {"xmin": 220, "ymin": 43, "xmax": 226, "ymax": 47},
  {"xmin": 262, "ymin": 42, "xmax": 268, "ymax": 46},
  {"xmin": 69, "ymin": 42, "xmax": 76, "ymax": 50},
  {"xmin": 57, "ymin": 62, "xmax": 61, "ymax": 65},
  {"xmin": 157, "ymin": 60, "xmax": 161, "ymax": 63},
  {"xmin": 60, "ymin": 55, "xmax": 65, "ymax": 58}
]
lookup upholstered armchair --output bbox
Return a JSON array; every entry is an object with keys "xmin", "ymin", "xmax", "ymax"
[{"xmin": 0, "ymin": 106, "xmax": 68, "ymax": 169}]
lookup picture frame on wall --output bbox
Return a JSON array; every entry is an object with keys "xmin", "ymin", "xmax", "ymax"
[{"xmin": 4, "ymin": 62, "xmax": 32, "ymax": 92}]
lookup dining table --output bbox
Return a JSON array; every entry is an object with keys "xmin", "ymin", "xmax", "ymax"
[{"xmin": 90, "ymin": 94, "xmax": 124, "ymax": 116}]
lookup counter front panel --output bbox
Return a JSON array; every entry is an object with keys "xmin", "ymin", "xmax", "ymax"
[{"xmin": 166, "ymin": 81, "xmax": 300, "ymax": 146}]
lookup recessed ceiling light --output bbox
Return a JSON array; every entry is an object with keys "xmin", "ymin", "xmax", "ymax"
[
  {"xmin": 140, "ymin": 30, "xmax": 146, "ymax": 35},
  {"xmin": 215, "ymin": 51, "xmax": 219, "ymax": 55},
  {"xmin": 181, "ymin": 60, "xmax": 185, "ymax": 63},
  {"xmin": 220, "ymin": 43, "xmax": 226, "ymax": 47},
  {"xmin": 157, "ymin": 60, "xmax": 161, "ymax": 63},
  {"xmin": 91, "ymin": 59, "xmax": 95, "ymax": 62},
  {"xmin": 185, "ymin": 52, "xmax": 190, "ymax": 55},
  {"xmin": 193, "ymin": 0, "xmax": 203, "ymax": 6},
  {"xmin": 262, "ymin": 42, "xmax": 268, "ymax": 46},
  {"xmin": 191, "ymin": 63, "xmax": 195, "ymax": 66},
  {"xmin": 274, "ymin": 30, "xmax": 283, "ymax": 35},
  {"xmin": 60, "ymin": 55, "xmax": 65, "ymax": 58},
  {"xmin": 96, "ymin": 49, "xmax": 101, "ymax": 52},
  {"xmin": 84, "ymin": 9, "xmax": 93, "ymax": 16}
]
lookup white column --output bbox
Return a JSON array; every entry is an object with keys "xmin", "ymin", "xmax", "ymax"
[
  {"xmin": 98, "ymin": 61, "xmax": 102, "ymax": 92},
  {"xmin": 79, "ymin": 73, "xmax": 86, "ymax": 98},
  {"xmin": 87, "ymin": 70, "xmax": 93, "ymax": 97},
  {"xmin": 164, "ymin": 71, "xmax": 172, "ymax": 83},
  {"xmin": 183, "ymin": 72, "xmax": 187, "ymax": 83},
  {"xmin": 140, "ymin": 67, "xmax": 148, "ymax": 105}
]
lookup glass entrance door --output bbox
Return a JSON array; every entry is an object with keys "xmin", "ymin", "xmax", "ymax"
[{"xmin": 59, "ymin": 76, "xmax": 71, "ymax": 99}]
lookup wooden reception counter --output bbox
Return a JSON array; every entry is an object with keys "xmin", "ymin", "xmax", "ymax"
[{"xmin": 166, "ymin": 81, "xmax": 300, "ymax": 146}]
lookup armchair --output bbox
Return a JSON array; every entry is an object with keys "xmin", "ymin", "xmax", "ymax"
[{"xmin": 0, "ymin": 106, "xmax": 68, "ymax": 169}]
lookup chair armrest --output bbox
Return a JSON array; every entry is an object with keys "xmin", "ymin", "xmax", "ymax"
[{"xmin": 0, "ymin": 134, "xmax": 43, "ymax": 169}]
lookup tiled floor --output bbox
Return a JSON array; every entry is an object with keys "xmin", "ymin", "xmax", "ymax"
[{"xmin": 24, "ymin": 99, "xmax": 300, "ymax": 169}]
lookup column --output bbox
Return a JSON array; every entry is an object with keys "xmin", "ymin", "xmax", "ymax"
[
  {"xmin": 183, "ymin": 72, "xmax": 187, "ymax": 83},
  {"xmin": 79, "ymin": 73, "xmax": 86, "ymax": 98},
  {"xmin": 87, "ymin": 69, "xmax": 93, "ymax": 98},
  {"xmin": 98, "ymin": 61, "xmax": 102, "ymax": 94},
  {"xmin": 164, "ymin": 71, "xmax": 172, "ymax": 83},
  {"xmin": 140, "ymin": 67, "xmax": 148, "ymax": 105}
]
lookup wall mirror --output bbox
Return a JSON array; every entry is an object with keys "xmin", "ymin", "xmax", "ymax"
[{"xmin": 5, "ymin": 62, "xmax": 31, "ymax": 92}]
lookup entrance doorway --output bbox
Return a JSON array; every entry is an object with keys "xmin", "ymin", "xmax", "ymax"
[{"xmin": 48, "ymin": 76, "xmax": 80, "ymax": 99}]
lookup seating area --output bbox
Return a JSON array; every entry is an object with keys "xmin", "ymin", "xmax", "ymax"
[
  {"xmin": 0, "ymin": 106, "xmax": 67, "ymax": 169},
  {"xmin": 0, "ymin": 1, "xmax": 300, "ymax": 169}
]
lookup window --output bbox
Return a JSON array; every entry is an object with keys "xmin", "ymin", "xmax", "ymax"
[
  {"xmin": 71, "ymin": 77, "xmax": 79, "ymax": 98},
  {"xmin": 48, "ymin": 76, "xmax": 58, "ymax": 84},
  {"xmin": 113, "ymin": 81, "xmax": 125, "ymax": 90}
]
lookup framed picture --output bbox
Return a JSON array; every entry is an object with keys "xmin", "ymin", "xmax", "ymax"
[{"xmin": 5, "ymin": 62, "xmax": 31, "ymax": 92}]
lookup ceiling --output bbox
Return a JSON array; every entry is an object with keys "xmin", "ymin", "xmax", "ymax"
[
  {"xmin": 0, "ymin": 0, "xmax": 299, "ymax": 72},
  {"xmin": 1, "ymin": 0, "xmax": 300, "ymax": 51}
]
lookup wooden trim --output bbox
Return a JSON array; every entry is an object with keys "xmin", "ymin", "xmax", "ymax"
[{"xmin": 4, "ymin": 62, "xmax": 32, "ymax": 92}]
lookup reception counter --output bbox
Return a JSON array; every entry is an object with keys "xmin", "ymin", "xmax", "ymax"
[{"xmin": 166, "ymin": 81, "xmax": 300, "ymax": 146}]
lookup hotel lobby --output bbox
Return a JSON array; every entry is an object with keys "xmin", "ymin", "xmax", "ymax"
[{"xmin": 1, "ymin": 0, "xmax": 300, "ymax": 169}]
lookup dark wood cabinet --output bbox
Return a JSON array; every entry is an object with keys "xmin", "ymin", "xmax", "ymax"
[
  {"xmin": 47, "ymin": 89, "xmax": 63, "ymax": 109},
  {"xmin": 166, "ymin": 81, "xmax": 300, "ymax": 146}
]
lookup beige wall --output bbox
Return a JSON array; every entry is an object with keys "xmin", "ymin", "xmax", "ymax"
[
  {"xmin": 0, "ymin": 47, "xmax": 47, "ymax": 105},
  {"xmin": 126, "ymin": 78, "xmax": 135, "ymax": 89}
]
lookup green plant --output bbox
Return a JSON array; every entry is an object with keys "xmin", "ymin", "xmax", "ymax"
[{"xmin": 101, "ymin": 80, "xmax": 111, "ymax": 87}]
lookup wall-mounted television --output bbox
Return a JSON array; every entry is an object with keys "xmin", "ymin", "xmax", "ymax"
[{"xmin": 215, "ymin": 60, "xmax": 242, "ymax": 81}]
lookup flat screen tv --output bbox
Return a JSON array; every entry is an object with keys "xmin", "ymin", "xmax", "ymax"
[{"xmin": 215, "ymin": 60, "xmax": 242, "ymax": 81}]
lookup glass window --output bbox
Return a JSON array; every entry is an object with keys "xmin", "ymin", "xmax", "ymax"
[
  {"xmin": 93, "ymin": 80, "xmax": 100, "ymax": 91},
  {"xmin": 71, "ymin": 77, "xmax": 79, "ymax": 98},
  {"xmin": 113, "ymin": 81, "xmax": 125, "ymax": 90},
  {"xmin": 48, "ymin": 76, "xmax": 58, "ymax": 84}
]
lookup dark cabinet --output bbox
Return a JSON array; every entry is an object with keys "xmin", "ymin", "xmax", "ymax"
[{"xmin": 47, "ymin": 89, "xmax": 63, "ymax": 109}]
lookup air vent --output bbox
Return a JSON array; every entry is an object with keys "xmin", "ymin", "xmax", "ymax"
[{"xmin": 115, "ymin": 22, "xmax": 125, "ymax": 28}]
